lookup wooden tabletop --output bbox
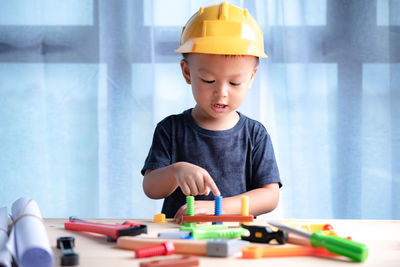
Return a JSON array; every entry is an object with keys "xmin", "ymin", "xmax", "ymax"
[{"xmin": 45, "ymin": 218, "xmax": 400, "ymax": 267}]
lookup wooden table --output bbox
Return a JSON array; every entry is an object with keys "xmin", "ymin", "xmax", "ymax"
[{"xmin": 45, "ymin": 219, "xmax": 400, "ymax": 267}]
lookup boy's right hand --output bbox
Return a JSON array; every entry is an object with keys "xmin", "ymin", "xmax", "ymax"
[{"xmin": 172, "ymin": 162, "xmax": 220, "ymax": 197}]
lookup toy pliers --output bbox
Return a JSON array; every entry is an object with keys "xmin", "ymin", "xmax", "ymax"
[{"xmin": 241, "ymin": 224, "xmax": 288, "ymax": 244}]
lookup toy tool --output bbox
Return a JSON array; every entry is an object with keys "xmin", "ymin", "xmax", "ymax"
[
  {"xmin": 118, "ymin": 237, "xmax": 207, "ymax": 255},
  {"xmin": 56, "ymin": 237, "xmax": 79, "ymax": 266},
  {"xmin": 206, "ymin": 239, "xmax": 249, "ymax": 257},
  {"xmin": 65, "ymin": 216, "xmax": 147, "ymax": 241},
  {"xmin": 268, "ymin": 222, "xmax": 369, "ymax": 262},
  {"xmin": 182, "ymin": 214, "xmax": 253, "ymax": 223},
  {"xmin": 241, "ymin": 224, "xmax": 288, "ymax": 244},
  {"xmin": 182, "ymin": 195, "xmax": 253, "ymax": 224},
  {"xmin": 158, "ymin": 230, "xmax": 191, "ymax": 239},
  {"xmin": 212, "ymin": 196, "xmax": 223, "ymax": 225},
  {"xmin": 191, "ymin": 227, "xmax": 245, "ymax": 240},
  {"xmin": 135, "ymin": 241, "xmax": 175, "ymax": 258},
  {"xmin": 117, "ymin": 237, "xmax": 248, "ymax": 257},
  {"xmin": 140, "ymin": 256, "xmax": 199, "ymax": 267},
  {"xmin": 241, "ymin": 245, "xmax": 337, "ymax": 259}
]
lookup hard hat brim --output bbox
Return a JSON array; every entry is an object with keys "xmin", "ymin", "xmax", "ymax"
[{"xmin": 175, "ymin": 37, "xmax": 268, "ymax": 58}]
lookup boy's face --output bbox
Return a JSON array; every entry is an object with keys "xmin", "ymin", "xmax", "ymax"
[{"xmin": 180, "ymin": 53, "xmax": 258, "ymax": 129}]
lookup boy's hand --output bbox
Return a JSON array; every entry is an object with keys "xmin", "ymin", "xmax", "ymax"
[
  {"xmin": 172, "ymin": 162, "xmax": 220, "ymax": 197},
  {"xmin": 174, "ymin": 200, "xmax": 214, "ymax": 224}
]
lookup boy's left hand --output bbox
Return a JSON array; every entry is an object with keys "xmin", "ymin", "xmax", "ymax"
[{"xmin": 173, "ymin": 200, "xmax": 214, "ymax": 224}]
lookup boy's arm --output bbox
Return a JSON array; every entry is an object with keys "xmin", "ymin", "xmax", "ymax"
[
  {"xmin": 173, "ymin": 182, "xmax": 279, "ymax": 224},
  {"xmin": 143, "ymin": 161, "xmax": 221, "ymax": 199},
  {"xmin": 142, "ymin": 166, "xmax": 178, "ymax": 199}
]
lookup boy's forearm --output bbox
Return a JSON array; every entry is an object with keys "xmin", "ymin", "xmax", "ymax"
[
  {"xmin": 221, "ymin": 183, "xmax": 280, "ymax": 216},
  {"xmin": 142, "ymin": 165, "xmax": 179, "ymax": 199}
]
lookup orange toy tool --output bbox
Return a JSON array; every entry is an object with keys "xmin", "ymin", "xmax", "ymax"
[{"xmin": 242, "ymin": 246, "xmax": 337, "ymax": 259}]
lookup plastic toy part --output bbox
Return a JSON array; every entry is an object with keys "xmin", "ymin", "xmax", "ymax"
[
  {"xmin": 241, "ymin": 195, "xmax": 249, "ymax": 226},
  {"xmin": 118, "ymin": 237, "xmax": 207, "ymax": 256},
  {"xmin": 214, "ymin": 196, "xmax": 222, "ymax": 216},
  {"xmin": 65, "ymin": 217, "xmax": 147, "ymax": 241},
  {"xmin": 241, "ymin": 246, "xmax": 337, "ymax": 259},
  {"xmin": 158, "ymin": 231, "xmax": 191, "ymax": 239},
  {"xmin": 206, "ymin": 239, "xmax": 249, "ymax": 257},
  {"xmin": 182, "ymin": 214, "xmax": 253, "ymax": 223},
  {"xmin": 186, "ymin": 196, "xmax": 194, "ymax": 216},
  {"xmin": 241, "ymin": 196, "xmax": 249, "ymax": 216},
  {"xmin": 192, "ymin": 227, "xmax": 245, "ymax": 240},
  {"xmin": 241, "ymin": 224, "xmax": 288, "ymax": 244},
  {"xmin": 323, "ymin": 224, "xmax": 333, "ymax": 231},
  {"xmin": 183, "ymin": 196, "xmax": 196, "ymax": 228},
  {"xmin": 175, "ymin": 2, "xmax": 268, "ymax": 57},
  {"xmin": 269, "ymin": 221, "xmax": 369, "ymax": 262},
  {"xmin": 135, "ymin": 241, "xmax": 175, "ymax": 258},
  {"xmin": 213, "ymin": 196, "xmax": 223, "ymax": 225},
  {"xmin": 153, "ymin": 213, "xmax": 167, "ymax": 223},
  {"xmin": 56, "ymin": 237, "xmax": 79, "ymax": 266},
  {"xmin": 140, "ymin": 256, "xmax": 200, "ymax": 267},
  {"xmin": 297, "ymin": 223, "xmax": 338, "ymax": 236},
  {"xmin": 180, "ymin": 223, "xmax": 228, "ymax": 233},
  {"xmin": 118, "ymin": 237, "xmax": 247, "ymax": 257}
]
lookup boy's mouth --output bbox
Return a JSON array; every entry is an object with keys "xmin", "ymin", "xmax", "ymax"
[
  {"xmin": 214, "ymin": 104, "xmax": 227, "ymax": 108},
  {"xmin": 212, "ymin": 103, "xmax": 228, "ymax": 112}
]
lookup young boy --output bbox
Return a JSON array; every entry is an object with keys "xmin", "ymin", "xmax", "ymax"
[{"xmin": 142, "ymin": 2, "xmax": 281, "ymax": 224}]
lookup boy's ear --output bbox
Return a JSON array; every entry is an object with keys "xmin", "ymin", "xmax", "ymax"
[
  {"xmin": 247, "ymin": 66, "xmax": 259, "ymax": 89},
  {"xmin": 180, "ymin": 59, "xmax": 191, "ymax": 84}
]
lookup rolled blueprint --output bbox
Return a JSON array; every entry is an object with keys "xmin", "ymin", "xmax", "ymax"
[
  {"xmin": 0, "ymin": 207, "xmax": 11, "ymax": 267},
  {"xmin": 6, "ymin": 197, "xmax": 53, "ymax": 267}
]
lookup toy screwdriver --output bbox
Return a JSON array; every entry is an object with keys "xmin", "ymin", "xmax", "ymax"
[
  {"xmin": 65, "ymin": 216, "xmax": 147, "ymax": 241},
  {"xmin": 269, "ymin": 222, "xmax": 369, "ymax": 262}
]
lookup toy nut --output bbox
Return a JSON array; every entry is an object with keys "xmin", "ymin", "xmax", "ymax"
[{"xmin": 153, "ymin": 213, "xmax": 167, "ymax": 223}]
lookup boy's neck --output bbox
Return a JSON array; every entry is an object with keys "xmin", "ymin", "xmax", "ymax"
[{"xmin": 191, "ymin": 107, "xmax": 240, "ymax": 131}]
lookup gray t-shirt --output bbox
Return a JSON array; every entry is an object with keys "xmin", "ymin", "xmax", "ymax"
[{"xmin": 142, "ymin": 109, "xmax": 281, "ymax": 218}]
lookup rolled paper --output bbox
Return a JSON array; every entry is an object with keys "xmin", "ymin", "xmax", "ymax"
[
  {"xmin": 6, "ymin": 197, "xmax": 53, "ymax": 267},
  {"xmin": 0, "ymin": 207, "xmax": 11, "ymax": 267}
]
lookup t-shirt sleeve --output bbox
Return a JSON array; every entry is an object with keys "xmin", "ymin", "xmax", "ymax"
[
  {"xmin": 251, "ymin": 131, "xmax": 282, "ymax": 188},
  {"xmin": 141, "ymin": 122, "xmax": 172, "ymax": 175}
]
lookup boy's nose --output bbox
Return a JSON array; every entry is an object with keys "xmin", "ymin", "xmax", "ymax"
[{"xmin": 214, "ymin": 83, "xmax": 228, "ymax": 98}]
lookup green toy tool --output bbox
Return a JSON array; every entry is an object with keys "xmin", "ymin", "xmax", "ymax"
[{"xmin": 269, "ymin": 222, "xmax": 369, "ymax": 262}]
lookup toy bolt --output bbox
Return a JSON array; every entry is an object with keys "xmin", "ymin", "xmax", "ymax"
[
  {"xmin": 213, "ymin": 196, "xmax": 223, "ymax": 225},
  {"xmin": 134, "ymin": 241, "xmax": 175, "ymax": 258}
]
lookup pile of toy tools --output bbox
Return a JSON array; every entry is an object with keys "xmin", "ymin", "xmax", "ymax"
[
  {"xmin": 117, "ymin": 195, "xmax": 369, "ymax": 263},
  {"xmin": 64, "ymin": 195, "xmax": 369, "ymax": 266}
]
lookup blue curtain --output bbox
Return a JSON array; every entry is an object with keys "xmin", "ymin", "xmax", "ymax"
[{"xmin": 0, "ymin": 0, "xmax": 399, "ymax": 219}]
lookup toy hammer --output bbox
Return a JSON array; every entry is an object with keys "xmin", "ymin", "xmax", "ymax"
[{"xmin": 117, "ymin": 237, "xmax": 249, "ymax": 257}]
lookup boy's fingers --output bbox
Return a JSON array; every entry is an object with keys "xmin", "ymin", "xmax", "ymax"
[
  {"xmin": 204, "ymin": 187, "xmax": 210, "ymax": 196},
  {"xmin": 174, "ymin": 205, "xmax": 186, "ymax": 224},
  {"xmin": 187, "ymin": 179, "xmax": 199, "ymax": 196},
  {"xmin": 180, "ymin": 183, "xmax": 191, "ymax": 196},
  {"xmin": 196, "ymin": 181, "xmax": 205, "ymax": 195},
  {"xmin": 204, "ymin": 175, "xmax": 220, "ymax": 196}
]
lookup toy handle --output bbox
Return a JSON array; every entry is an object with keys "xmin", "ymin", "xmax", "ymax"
[{"xmin": 310, "ymin": 231, "xmax": 369, "ymax": 262}]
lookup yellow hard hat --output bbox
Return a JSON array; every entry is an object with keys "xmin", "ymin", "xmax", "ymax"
[{"xmin": 175, "ymin": 1, "xmax": 267, "ymax": 58}]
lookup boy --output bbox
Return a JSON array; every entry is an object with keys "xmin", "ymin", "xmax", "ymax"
[{"xmin": 142, "ymin": 2, "xmax": 281, "ymax": 224}]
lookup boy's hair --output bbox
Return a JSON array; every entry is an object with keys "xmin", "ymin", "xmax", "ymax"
[{"xmin": 182, "ymin": 53, "xmax": 260, "ymax": 67}]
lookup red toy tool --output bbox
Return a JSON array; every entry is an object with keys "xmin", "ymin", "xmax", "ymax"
[
  {"xmin": 65, "ymin": 216, "xmax": 147, "ymax": 241},
  {"xmin": 135, "ymin": 241, "xmax": 175, "ymax": 258}
]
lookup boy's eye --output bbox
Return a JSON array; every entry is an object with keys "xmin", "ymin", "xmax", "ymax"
[
  {"xmin": 201, "ymin": 79, "xmax": 215, "ymax": 84},
  {"xmin": 230, "ymin": 82, "xmax": 241, "ymax": 86}
]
